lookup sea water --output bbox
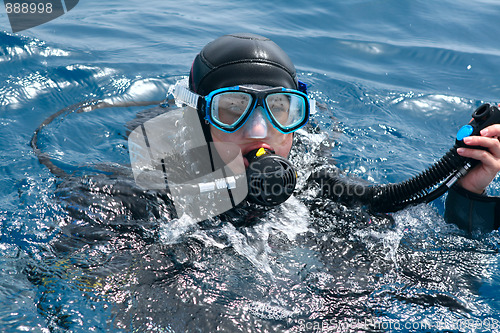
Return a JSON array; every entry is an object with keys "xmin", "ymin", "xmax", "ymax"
[{"xmin": 1, "ymin": 0, "xmax": 500, "ymax": 332}]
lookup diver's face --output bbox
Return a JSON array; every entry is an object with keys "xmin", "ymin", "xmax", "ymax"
[{"xmin": 210, "ymin": 107, "xmax": 293, "ymax": 168}]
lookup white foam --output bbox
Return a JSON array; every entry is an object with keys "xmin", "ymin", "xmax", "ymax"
[
  {"xmin": 245, "ymin": 300, "xmax": 299, "ymax": 320},
  {"xmin": 159, "ymin": 214, "xmax": 199, "ymax": 245}
]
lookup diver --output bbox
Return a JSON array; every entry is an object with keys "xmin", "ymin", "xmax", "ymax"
[{"xmin": 153, "ymin": 32, "xmax": 500, "ymax": 232}]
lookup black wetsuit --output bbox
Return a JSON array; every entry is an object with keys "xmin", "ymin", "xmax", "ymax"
[{"xmin": 445, "ymin": 185, "xmax": 500, "ymax": 232}]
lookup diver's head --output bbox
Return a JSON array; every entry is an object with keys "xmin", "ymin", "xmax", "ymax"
[
  {"xmin": 188, "ymin": 33, "xmax": 308, "ymax": 165},
  {"xmin": 189, "ymin": 33, "xmax": 299, "ymax": 94}
]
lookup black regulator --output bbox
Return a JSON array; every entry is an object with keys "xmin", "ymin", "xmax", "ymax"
[{"xmin": 244, "ymin": 148, "xmax": 297, "ymax": 206}]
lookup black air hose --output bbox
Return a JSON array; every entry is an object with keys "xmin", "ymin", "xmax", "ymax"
[
  {"xmin": 31, "ymin": 99, "xmax": 164, "ymax": 178},
  {"xmin": 314, "ymin": 103, "xmax": 500, "ymax": 212}
]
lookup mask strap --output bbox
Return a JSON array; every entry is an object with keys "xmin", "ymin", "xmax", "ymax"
[
  {"xmin": 297, "ymin": 80, "xmax": 316, "ymax": 115},
  {"xmin": 298, "ymin": 80, "xmax": 307, "ymax": 94},
  {"xmin": 309, "ymin": 98, "xmax": 316, "ymax": 115},
  {"xmin": 170, "ymin": 78, "xmax": 201, "ymax": 109}
]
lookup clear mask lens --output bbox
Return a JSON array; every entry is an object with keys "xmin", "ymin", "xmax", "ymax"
[
  {"xmin": 211, "ymin": 92, "xmax": 252, "ymax": 128},
  {"xmin": 266, "ymin": 93, "xmax": 306, "ymax": 130}
]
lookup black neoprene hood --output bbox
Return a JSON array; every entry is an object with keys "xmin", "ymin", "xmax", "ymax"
[{"xmin": 189, "ymin": 33, "xmax": 299, "ymax": 95}]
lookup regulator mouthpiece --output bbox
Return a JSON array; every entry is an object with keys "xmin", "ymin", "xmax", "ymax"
[{"xmin": 245, "ymin": 148, "xmax": 297, "ymax": 206}]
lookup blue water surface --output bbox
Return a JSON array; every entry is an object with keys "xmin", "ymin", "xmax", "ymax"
[{"xmin": 1, "ymin": 0, "xmax": 500, "ymax": 332}]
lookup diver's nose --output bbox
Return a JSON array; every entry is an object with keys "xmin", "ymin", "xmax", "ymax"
[{"xmin": 243, "ymin": 106, "xmax": 269, "ymax": 139}]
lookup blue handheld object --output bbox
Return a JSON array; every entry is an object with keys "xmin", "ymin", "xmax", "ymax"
[{"xmin": 456, "ymin": 125, "xmax": 473, "ymax": 141}]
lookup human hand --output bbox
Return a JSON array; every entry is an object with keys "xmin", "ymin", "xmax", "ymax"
[{"xmin": 456, "ymin": 124, "xmax": 500, "ymax": 194}]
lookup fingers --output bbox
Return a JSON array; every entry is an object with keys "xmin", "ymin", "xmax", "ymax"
[
  {"xmin": 455, "ymin": 124, "xmax": 500, "ymax": 194},
  {"xmin": 461, "ymin": 136, "xmax": 500, "ymax": 158},
  {"xmin": 457, "ymin": 146, "xmax": 500, "ymax": 168},
  {"xmin": 480, "ymin": 124, "xmax": 500, "ymax": 137},
  {"xmin": 457, "ymin": 124, "xmax": 500, "ymax": 169}
]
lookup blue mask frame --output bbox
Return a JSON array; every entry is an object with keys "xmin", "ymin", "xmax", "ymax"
[{"xmin": 202, "ymin": 85, "xmax": 310, "ymax": 134}]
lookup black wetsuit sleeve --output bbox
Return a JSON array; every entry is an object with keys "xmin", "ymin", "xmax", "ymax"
[{"xmin": 444, "ymin": 185, "xmax": 500, "ymax": 233}]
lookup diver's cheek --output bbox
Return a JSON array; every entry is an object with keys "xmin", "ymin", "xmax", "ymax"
[{"xmin": 271, "ymin": 132, "xmax": 293, "ymax": 158}]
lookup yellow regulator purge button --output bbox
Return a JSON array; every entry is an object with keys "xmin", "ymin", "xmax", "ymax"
[{"xmin": 256, "ymin": 147, "xmax": 267, "ymax": 157}]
